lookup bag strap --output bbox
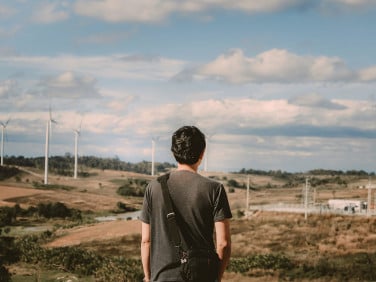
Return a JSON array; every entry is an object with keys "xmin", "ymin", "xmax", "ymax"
[{"xmin": 157, "ymin": 173, "xmax": 182, "ymax": 249}]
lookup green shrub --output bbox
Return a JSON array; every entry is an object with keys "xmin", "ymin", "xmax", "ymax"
[
  {"xmin": 227, "ymin": 179, "xmax": 243, "ymax": 188},
  {"xmin": 0, "ymin": 236, "xmax": 20, "ymax": 264},
  {"xmin": 36, "ymin": 202, "xmax": 81, "ymax": 220},
  {"xmin": 15, "ymin": 233, "xmax": 143, "ymax": 279},
  {"xmin": 117, "ymin": 183, "xmax": 145, "ymax": 197},
  {"xmin": 0, "ymin": 166, "xmax": 21, "ymax": 181},
  {"xmin": 236, "ymin": 210, "xmax": 245, "ymax": 218},
  {"xmin": 0, "ymin": 264, "xmax": 11, "ymax": 282},
  {"xmin": 228, "ymin": 254, "xmax": 293, "ymax": 273},
  {"xmin": 94, "ymin": 256, "xmax": 143, "ymax": 281},
  {"xmin": 0, "ymin": 207, "xmax": 16, "ymax": 227}
]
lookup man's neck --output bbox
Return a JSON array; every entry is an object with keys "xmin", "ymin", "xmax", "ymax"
[{"xmin": 177, "ymin": 163, "xmax": 198, "ymax": 173}]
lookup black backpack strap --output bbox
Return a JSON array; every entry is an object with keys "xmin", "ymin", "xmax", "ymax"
[{"xmin": 157, "ymin": 173, "xmax": 182, "ymax": 249}]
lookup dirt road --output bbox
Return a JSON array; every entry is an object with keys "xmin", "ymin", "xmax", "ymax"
[{"xmin": 45, "ymin": 220, "xmax": 141, "ymax": 247}]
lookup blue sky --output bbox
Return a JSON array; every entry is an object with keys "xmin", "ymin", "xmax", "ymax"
[{"xmin": 1, "ymin": 0, "xmax": 376, "ymax": 173}]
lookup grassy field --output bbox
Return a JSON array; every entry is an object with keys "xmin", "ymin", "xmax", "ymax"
[{"xmin": 1, "ymin": 167, "xmax": 375, "ymax": 281}]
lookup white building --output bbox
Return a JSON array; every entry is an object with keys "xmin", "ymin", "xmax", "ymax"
[{"xmin": 328, "ymin": 199, "xmax": 367, "ymax": 213}]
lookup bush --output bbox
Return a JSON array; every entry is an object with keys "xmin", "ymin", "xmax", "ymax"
[
  {"xmin": 237, "ymin": 210, "xmax": 245, "ymax": 218},
  {"xmin": 0, "ymin": 264, "xmax": 11, "ymax": 282},
  {"xmin": 0, "ymin": 166, "xmax": 21, "ymax": 181},
  {"xmin": 0, "ymin": 207, "xmax": 16, "ymax": 227},
  {"xmin": 227, "ymin": 179, "xmax": 243, "ymax": 188},
  {"xmin": 94, "ymin": 257, "xmax": 143, "ymax": 281},
  {"xmin": 117, "ymin": 181, "xmax": 146, "ymax": 197},
  {"xmin": 115, "ymin": 202, "xmax": 136, "ymax": 213},
  {"xmin": 15, "ymin": 233, "xmax": 143, "ymax": 280},
  {"xmin": 0, "ymin": 236, "xmax": 20, "ymax": 264},
  {"xmin": 228, "ymin": 254, "xmax": 293, "ymax": 273},
  {"xmin": 36, "ymin": 202, "xmax": 81, "ymax": 220}
]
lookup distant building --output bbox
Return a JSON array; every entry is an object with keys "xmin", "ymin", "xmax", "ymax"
[
  {"xmin": 328, "ymin": 199, "xmax": 367, "ymax": 213},
  {"xmin": 358, "ymin": 184, "xmax": 376, "ymax": 189}
]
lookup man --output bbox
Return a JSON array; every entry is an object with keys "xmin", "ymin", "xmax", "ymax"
[{"xmin": 140, "ymin": 125, "xmax": 232, "ymax": 282}]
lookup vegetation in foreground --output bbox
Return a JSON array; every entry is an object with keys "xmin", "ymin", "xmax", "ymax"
[
  {"xmin": 1, "ymin": 164, "xmax": 376, "ymax": 281},
  {"xmin": 2, "ymin": 210, "xmax": 376, "ymax": 281}
]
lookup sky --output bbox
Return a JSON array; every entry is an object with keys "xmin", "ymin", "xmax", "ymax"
[{"xmin": 0, "ymin": 0, "xmax": 376, "ymax": 173}]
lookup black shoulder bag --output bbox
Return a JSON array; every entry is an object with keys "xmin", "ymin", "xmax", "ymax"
[{"xmin": 157, "ymin": 174, "xmax": 220, "ymax": 282}]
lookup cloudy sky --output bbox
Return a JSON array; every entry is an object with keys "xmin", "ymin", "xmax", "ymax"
[{"xmin": 1, "ymin": 0, "xmax": 376, "ymax": 173}]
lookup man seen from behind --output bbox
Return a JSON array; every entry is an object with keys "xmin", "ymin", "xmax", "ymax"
[{"xmin": 140, "ymin": 125, "xmax": 232, "ymax": 282}]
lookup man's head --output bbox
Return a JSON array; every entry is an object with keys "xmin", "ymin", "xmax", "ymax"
[{"xmin": 171, "ymin": 126, "xmax": 206, "ymax": 165}]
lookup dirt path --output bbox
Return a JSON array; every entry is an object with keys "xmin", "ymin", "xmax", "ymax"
[
  {"xmin": 45, "ymin": 220, "xmax": 141, "ymax": 247},
  {"xmin": 0, "ymin": 185, "xmax": 51, "ymax": 207}
]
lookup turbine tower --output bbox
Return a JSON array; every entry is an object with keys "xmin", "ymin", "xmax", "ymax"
[
  {"xmin": 0, "ymin": 119, "xmax": 10, "ymax": 166},
  {"xmin": 204, "ymin": 133, "xmax": 215, "ymax": 172},
  {"xmin": 73, "ymin": 118, "xmax": 83, "ymax": 179},
  {"xmin": 44, "ymin": 108, "xmax": 57, "ymax": 185},
  {"xmin": 151, "ymin": 137, "xmax": 159, "ymax": 176}
]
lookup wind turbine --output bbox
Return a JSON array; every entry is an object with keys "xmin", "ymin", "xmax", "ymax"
[
  {"xmin": 73, "ymin": 118, "xmax": 83, "ymax": 179},
  {"xmin": 0, "ymin": 118, "xmax": 10, "ymax": 166},
  {"xmin": 44, "ymin": 107, "xmax": 57, "ymax": 185},
  {"xmin": 204, "ymin": 133, "xmax": 215, "ymax": 172},
  {"xmin": 151, "ymin": 137, "xmax": 159, "ymax": 176}
]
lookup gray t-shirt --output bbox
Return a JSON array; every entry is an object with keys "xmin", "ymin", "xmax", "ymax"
[{"xmin": 140, "ymin": 170, "xmax": 232, "ymax": 282}]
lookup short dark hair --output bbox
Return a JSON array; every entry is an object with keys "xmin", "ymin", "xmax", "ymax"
[{"xmin": 171, "ymin": 126, "xmax": 206, "ymax": 165}]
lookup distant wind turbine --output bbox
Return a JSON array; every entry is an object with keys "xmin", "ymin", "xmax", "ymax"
[
  {"xmin": 73, "ymin": 117, "xmax": 83, "ymax": 179},
  {"xmin": 44, "ymin": 107, "xmax": 57, "ymax": 185},
  {"xmin": 0, "ymin": 118, "xmax": 10, "ymax": 166},
  {"xmin": 204, "ymin": 133, "xmax": 215, "ymax": 172},
  {"xmin": 151, "ymin": 137, "xmax": 159, "ymax": 176}
]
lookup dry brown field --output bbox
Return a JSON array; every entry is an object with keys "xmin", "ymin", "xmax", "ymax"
[{"xmin": 1, "ymin": 167, "xmax": 375, "ymax": 281}]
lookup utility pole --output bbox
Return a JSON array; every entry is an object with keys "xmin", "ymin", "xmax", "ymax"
[
  {"xmin": 246, "ymin": 175, "xmax": 250, "ymax": 218},
  {"xmin": 367, "ymin": 177, "xmax": 372, "ymax": 216}
]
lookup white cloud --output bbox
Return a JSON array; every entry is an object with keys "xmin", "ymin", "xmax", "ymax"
[
  {"xmin": 106, "ymin": 95, "xmax": 136, "ymax": 113},
  {"xmin": 332, "ymin": 0, "xmax": 370, "ymax": 4},
  {"xmin": 90, "ymin": 98, "xmax": 374, "ymax": 141},
  {"xmin": 73, "ymin": 0, "xmax": 176, "ymax": 23},
  {"xmin": 0, "ymin": 80, "xmax": 18, "ymax": 98},
  {"xmin": 288, "ymin": 93, "xmax": 347, "ymax": 109},
  {"xmin": 325, "ymin": 0, "xmax": 376, "ymax": 7},
  {"xmin": 0, "ymin": 4, "xmax": 16, "ymax": 18},
  {"xmin": 189, "ymin": 48, "xmax": 372, "ymax": 84},
  {"xmin": 71, "ymin": 0, "xmax": 376, "ymax": 23},
  {"xmin": 1, "ymin": 54, "xmax": 186, "ymax": 81},
  {"xmin": 72, "ymin": 0, "xmax": 308, "ymax": 23},
  {"xmin": 5, "ymin": 95, "xmax": 376, "ymax": 172},
  {"xmin": 32, "ymin": 1, "xmax": 69, "ymax": 23},
  {"xmin": 358, "ymin": 66, "xmax": 376, "ymax": 81},
  {"xmin": 3, "ymin": 51, "xmax": 375, "ymax": 87},
  {"xmin": 39, "ymin": 71, "xmax": 101, "ymax": 99}
]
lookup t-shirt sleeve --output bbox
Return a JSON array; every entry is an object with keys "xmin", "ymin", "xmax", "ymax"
[
  {"xmin": 213, "ymin": 184, "xmax": 232, "ymax": 222},
  {"xmin": 140, "ymin": 183, "xmax": 152, "ymax": 224}
]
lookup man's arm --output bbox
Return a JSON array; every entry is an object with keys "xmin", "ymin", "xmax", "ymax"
[
  {"xmin": 215, "ymin": 219, "xmax": 231, "ymax": 281},
  {"xmin": 141, "ymin": 222, "xmax": 151, "ymax": 282}
]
